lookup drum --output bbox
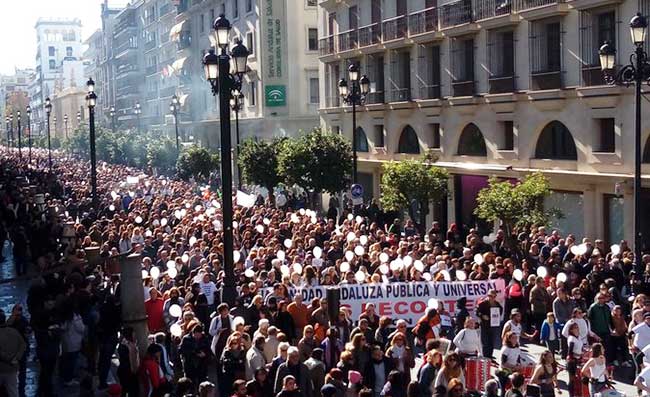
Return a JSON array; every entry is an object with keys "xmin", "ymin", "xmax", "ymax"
[{"xmin": 465, "ymin": 357, "xmax": 491, "ymax": 392}]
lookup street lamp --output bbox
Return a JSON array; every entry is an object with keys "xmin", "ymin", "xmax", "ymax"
[
  {"xmin": 45, "ymin": 97, "xmax": 52, "ymax": 170},
  {"xmin": 4, "ymin": 116, "xmax": 9, "ymax": 146},
  {"xmin": 109, "ymin": 106, "xmax": 116, "ymax": 133},
  {"xmin": 230, "ymin": 89, "xmax": 244, "ymax": 189},
  {"xmin": 134, "ymin": 101, "xmax": 142, "ymax": 132},
  {"xmin": 26, "ymin": 105, "xmax": 31, "ymax": 164},
  {"xmin": 17, "ymin": 110, "xmax": 22, "ymax": 159},
  {"xmin": 202, "ymin": 14, "xmax": 250, "ymax": 305},
  {"xmin": 8, "ymin": 114, "xmax": 13, "ymax": 147},
  {"xmin": 77, "ymin": 111, "xmax": 81, "ymax": 124},
  {"xmin": 86, "ymin": 78, "xmax": 98, "ymax": 207},
  {"xmin": 170, "ymin": 95, "xmax": 180, "ymax": 151},
  {"xmin": 64, "ymin": 114, "xmax": 69, "ymax": 140},
  {"xmin": 600, "ymin": 12, "xmax": 650, "ymax": 272},
  {"xmin": 338, "ymin": 63, "xmax": 371, "ymax": 184}
]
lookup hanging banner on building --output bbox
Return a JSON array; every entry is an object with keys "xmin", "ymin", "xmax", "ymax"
[
  {"xmin": 261, "ymin": 279, "xmax": 505, "ymax": 326},
  {"xmin": 261, "ymin": 0, "xmax": 288, "ymax": 111}
]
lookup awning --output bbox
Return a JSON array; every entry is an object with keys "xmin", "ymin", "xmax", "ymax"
[
  {"xmin": 169, "ymin": 20, "xmax": 187, "ymax": 42},
  {"xmin": 171, "ymin": 57, "xmax": 188, "ymax": 74}
]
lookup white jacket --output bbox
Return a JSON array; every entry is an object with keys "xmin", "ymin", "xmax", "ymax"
[
  {"xmin": 245, "ymin": 346, "xmax": 267, "ymax": 380},
  {"xmin": 209, "ymin": 314, "xmax": 236, "ymax": 354},
  {"xmin": 61, "ymin": 314, "xmax": 86, "ymax": 353}
]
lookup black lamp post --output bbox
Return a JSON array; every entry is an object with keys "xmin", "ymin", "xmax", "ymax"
[
  {"xmin": 170, "ymin": 95, "xmax": 180, "ymax": 151},
  {"xmin": 338, "ymin": 64, "xmax": 371, "ymax": 184},
  {"xmin": 53, "ymin": 116, "xmax": 57, "ymax": 140},
  {"xmin": 9, "ymin": 114, "xmax": 13, "ymax": 147},
  {"xmin": 45, "ymin": 97, "xmax": 52, "ymax": 170},
  {"xmin": 109, "ymin": 106, "xmax": 116, "ymax": 133},
  {"xmin": 600, "ymin": 13, "xmax": 650, "ymax": 272},
  {"xmin": 64, "ymin": 114, "xmax": 69, "ymax": 140},
  {"xmin": 134, "ymin": 101, "xmax": 142, "ymax": 132},
  {"xmin": 17, "ymin": 110, "xmax": 22, "ymax": 159},
  {"xmin": 86, "ymin": 78, "xmax": 98, "ymax": 207},
  {"xmin": 26, "ymin": 105, "xmax": 32, "ymax": 164},
  {"xmin": 202, "ymin": 14, "xmax": 250, "ymax": 306},
  {"xmin": 5, "ymin": 116, "xmax": 9, "ymax": 147},
  {"xmin": 77, "ymin": 111, "xmax": 81, "ymax": 124},
  {"xmin": 230, "ymin": 89, "xmax": 244, "ymax": 189}
]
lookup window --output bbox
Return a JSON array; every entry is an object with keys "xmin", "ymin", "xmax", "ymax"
[
  {"xmin": 309, "ymin": 77, "xmax": 319, "ymax": 104},
  {"xmin": 48, "ymin": 46, "xmax": 55, "ymax": 56},
  {"xmin": 374, "ymin": 125, "xmax": 385, "ymax": 147},
  {"xmin": 233, "ymin": 0, "xmax": 239, "ymax": 18},
  {"xmin": 246, "ymin": 32, "xmax": 254, "ymax": 55},
  {"xmin": 530, "ymin": 19, "xmax": 562, "ymax": 89},
  {"xmin": 249, "ymin": 81, "xmax": 257, "ymax": 106},
  {"xmin": 430, "ymin": 123, "xmax": 441, "ymax": 149},
  {"xmin": 535, "ymin": 121, "xmax": 577, "ymax": 160},
  {"xmin": 307, "ymin": 0, "xmax": 317, "ymax": 6},
  {"xmin": 596, "ymin": 118, "xmax": 615, "ymax": 153},
  {"xmin": 487, "ymin": 29, "xmax": 515, "ymax": 93},
  {"xmin": 389, "ymin": 50, "xmax": 411, "ymax": 101},
  {"xmin": 200, "ymin": 14, "xmax": 205, "ymax": 33},
  {"xmin": 308, "ymin": 28, "xmax": 318, "ymax": 51},
  {"xmin": 49, "ymin": 59, "xmax": 56, "ymax": 70},
  {"xmin": 356, "ymin": 127, "xmax": 369, "ymax": 152},
  {"xmin": 580, "ymin": 10, "xmax": 615, "ymax": 86},
  {"xmin": 417, "ymin": 44, "xmax": 441, "ymax": 99},
  {"xmin": 246, "ymin": 0, "xmax": 253, "ymax": 12},
  {"xmin": 210, "ymin": 9, "xmax": 215, "ymax": 22},
  {"xmin": 66, "ymin": 47, "xmax": 73, "ymax": 57},
  {"xmin": 398, "ymin": 126, "xmax": 420, "ymax": 154},
  {"xmin": 458, "ymin": 123, "xmax": 487, "ymax": 156},
  {"xmin": 451, "ymin": 37, "xmax": 475, "ymax": 96}
]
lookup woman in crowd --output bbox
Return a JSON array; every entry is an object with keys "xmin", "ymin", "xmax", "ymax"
[
  {"xmin": 385, "ymin": 332, "xmax": 415, "ymax": 383},
  {"xmin": 530, "ymin": 350, "xmax": 559, "ymax": 397},
  {"xmin": 434, "ymin": 353, "xmax": 464, "ymax": 392},
  {"xmin": 452, "ymin": 318, "xmax": 481, "ymax": 358},
  {"xmin": 581, "ymin": 343, "xmax": 610, "ymax": 397}
]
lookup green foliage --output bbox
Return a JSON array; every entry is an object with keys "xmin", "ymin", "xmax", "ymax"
[
  {"xmin": 278, "ymin": 128, "xmax": 353, "ymax": 195},
  {"xmin": 238, "ymin": 138, "xmax": 285, "ymax": 201},
  {"xmin": 474, "ymin": 172, "xmax": 557, "ymax": 234},
  {"xmin": 380, "ymin": 155, "xmax": 449, "ymax": 232},
  {"xmin": 176, "ymin": 145, "xmax": 220, "ymax": 182},
  {"xmin": 147, "ymin": 137, "xmax": 178, "ymax": 174}
]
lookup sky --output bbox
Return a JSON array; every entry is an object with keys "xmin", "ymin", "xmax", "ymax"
[{"xmin": 0, "ymin": 0, "xmax": 111, "ymax": 75}]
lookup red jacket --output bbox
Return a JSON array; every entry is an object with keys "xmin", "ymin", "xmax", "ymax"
[
  {"xmin": 145, "ymin": 298, "xmax": 164, "ymax": 332},
  {"xmin": 139, "ymin": 356, "xmax": 165, "ymax": 397}
]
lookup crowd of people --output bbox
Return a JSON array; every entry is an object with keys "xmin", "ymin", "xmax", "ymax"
[{"xmin": 1, "ymin": 147, "xmax": 650, "ymax": 397}]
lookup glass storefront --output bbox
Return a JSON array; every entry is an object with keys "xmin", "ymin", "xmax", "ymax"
[{"xmin": 544, "ymin": 191, "xmax": 584, "ymax": 239}]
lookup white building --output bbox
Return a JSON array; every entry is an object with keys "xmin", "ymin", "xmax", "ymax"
[{"xmin": 318, "ymin": 0, "xmax": 650, "ymax": 250}]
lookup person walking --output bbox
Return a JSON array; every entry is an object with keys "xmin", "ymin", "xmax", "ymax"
[{"xmin": 0, "ymin": 310, "xmax": 27, "ymax": 397}]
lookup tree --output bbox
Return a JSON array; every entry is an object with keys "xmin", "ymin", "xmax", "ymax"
[
  {"xmin": 147, "ymin": 137, "xmax": 178, "ymax": 175},
  {"xmin": 176, "ymin": 146, "xmax": 220, "ymax": 183},
  {"xmin": 278, "ymin": 128, "xmax": 352, "ymax": 206},
  {"xmin": 474, "ymin": 172, "xmax": 558, "ymax": 250},
  {"xmin": 380, "ymin": 153, "xmax": 449, "ymax": 235},
  {"xmin": 237, "ymin": 138, "xmax": 285, "ymax": 206},
  {"xmin": 63, "ymin": 126, "xmax": 90, "ymax": 158}
]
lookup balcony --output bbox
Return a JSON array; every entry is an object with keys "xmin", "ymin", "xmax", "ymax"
[
  {"xmin": 383, "ymin": 15, "xmax": 407, "ymax": 41},
  {"xmin": 581, "ymin": 65, "xmax": 607, "ymax": 86},
  {"xmin": 145, "ymin": 65, "xmax": 159, "ymax": 76},
  {"xmin": 409, "ymin": 7, "xmax": 439, "ymax": 35},
  {"xmin": 145, "ymin": 39, "xmax": 157, "ymax": 52},
  {"xmin": 419, "ymin": 84, "xmax": 441, "ymax": 99},
  {"xmin": 319, "ymin": 35, "xmax": 336, "ymax": 56},
  {"xmin": 337, "ymin": 29, "xmax": 358, "ymax": 52},
  {"xmin": 440, "ymin": 0, "xmax": 473, "ymax": 28},
  {"xmin": 114, "ymin": 41, "xmax": 138, "ymax": 57},
  {"xmin": 366, "ymin": 91, "xmax": 385, "ymax": 104},
  {"xmin": 488, "ymin": 76, "xmax": 515, "ymax": 93},
  {"xmin": 358, "ymin": 23, "xmax": 381, "ymax": 47},
  {"xmin": 389, "ymin": 88, "xmax": 411, "ymax": 102},
  {"xmin": 531, "ymin": 70, "xmax": 562, "ymax": 90},
  {"xmin": 474, "ymin": 0, "xmax": 514, "ymax": 20},
  {"xmin": 514, "ymin": 0, "xmax": 561, "ymax": 10},
  {"xmin": 116, "ymin": 64, "xmax": 139, "ymax": 78},
  {"xmin": 452, "ymin": 80, "xmax": 475, "ymax": 96},
  {"xmin": 146, "ymin": 91, "xmax": 158, "ymax": 100}
]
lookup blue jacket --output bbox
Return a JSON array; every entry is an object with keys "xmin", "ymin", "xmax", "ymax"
[{"xmin": 540, "ymin": 320, "xmax": 563, "ymax": 342}]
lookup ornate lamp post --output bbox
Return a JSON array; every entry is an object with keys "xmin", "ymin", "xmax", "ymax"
[
  {"xmin": 338, "ymin": 64, "xmax": 371, "ymax": 184},
  {"xmin": 17, "ymin": 110, "xmax": 22, "ymax": 159},
  {"xmin": 600, "ymin": 13, "xmax": 650, "ymax": 271},
  {"xmin": 134, "ymin": 101, "xmax": 142, "ymax": 132},
  {"xmin": 45, "ymin": 97, "xmax": 53, "ymax": 170},
  {"xmin": 86, "ymin": 78, "xmax": 98, "ymax": 207},
  {"xmin": 64, "ymin": 114, "xmax": 69, "ymax": 139},
  {"xmin": 170, "ymin": 95, "xmax": 181, "ymax": 151},
  {"xmin": 110, "ymin": 106, "xmax": 116, "ymax": 133},
  {"xmin": 26, "ymin": 105, "xmax": 32, "ymax": 164},
  {"xmin": 230, "ymin": 89, "xmax": 244, "ymax": 189},
  {"xmin": 8, "ymin": 114, "xmax": 13, "ymax": 147},
  {"xmin": 5, "ymin": 116, "xmax": 9, "ymax": 146},
  {"xmin": 202, "ymin": 14, "xmax": 250, "ymax": 305}
]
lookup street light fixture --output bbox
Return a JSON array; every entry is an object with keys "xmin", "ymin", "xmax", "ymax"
[
  {"xmin": 64, "ymin": 114, "xmax": 69, "ymax": 139},
  {"xmin": 338, "ymin": 63, "xmax": 371, "ymax": 184},
  {"xmin": 26, "ymin": 105, "xmax": 32, "ymax": 164},
  {"xmin": 109, "ymin": 106, "xmax": 116, "ymax": 133},
  {"xmin": 86, "ymin": 78, "xmax": 98, "ymax": 207},
  {"xmin": 8, "ymin": 114, "xmax": 13, "ymax": 147},
  {"xmin": 4, "ymin": 116, "xmax": 9, "ymax": 147},
  {"xmin": 17, "ymin": 110, "xmax": 22, "ymax": 159},
  {"xmin": 44, "ymin": 97, "xmax": 52, "ymax": 170},
  {"xmin": 170, "ymin": 95, "xmax": 180, "ymax": 151},
  {"xmin": 202, "ymin": 14, "xmax": 250, "ymax": 305},
  {"xmin": 134, "ymin": 101, "xmax": 142, "ymax": 132},
  {"xmin": 230, "ymin": 89, "xmax": 245, "ymax": 189},
  {"xmin": 599, "ymin": 12, "xmax": 650, "ymax": 272}
]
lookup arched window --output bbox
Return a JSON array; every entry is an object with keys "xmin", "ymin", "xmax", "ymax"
[
  {"xmin": 397, "ymin": 125, "xmax": 420, "ymax": 154},
  {"xmin": 457, "ymin": 123, "xmax": 487, "ymax": 156},
  {"xmin": 644, "ymin": 136, "xmax": 650, "ymax": 163},
  {"xmin": 534, "ymin": 121, "xmax": 577, "ymax": 160},
  {"xmin": 355, "ymin": 127, "xmax": 369, "ymax": 152}
]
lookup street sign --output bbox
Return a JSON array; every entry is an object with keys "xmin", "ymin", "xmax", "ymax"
[
  {"xmin": 265, "ymin": 85, "xmax": 286, "ymax": 107},
  {"xmin": 351, "ymin": 184, "xmax": 363, "ymax": 205}
]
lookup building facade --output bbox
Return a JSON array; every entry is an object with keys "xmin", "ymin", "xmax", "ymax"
[{"xmin": 318, "ymin": 0, "xmax": 650, "ymax": 249}]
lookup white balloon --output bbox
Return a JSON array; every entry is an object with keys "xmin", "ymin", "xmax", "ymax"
[
  {"xmin": 170, "ymin": 323, "xmax": 183, "ymax": 337},
  {"xmin": 181, "ymin": 254, "xmax": 189, "ymax": 264},
  {"xmin": 111, "ymin": 191, "xmax": 118, "ymax": 200},
  {"xmin": 354, "ymin": 246, "xmax": 365, "ymax": 257},
  {"xmin": 169, "ymin": 304, "xmax": 182, "ymax": 318},
  {"xmin": 290, "ymin": 213, "xmax": 300, "ymax": 224},
  {"xmin": 313, "ymin": 246, "xmax": 323, "ymax": 259},
  {"xmin": 135, "ymin": 216, "xmax": 143, "ymax": 224},
  {"xmin": 109, "ymin": 204, "xmax": 116, "ymax": 211},
  {"xmin": 359, "ymin": 235, "xmax": 368, "ymax": 246},
  {"xmin": 180, "ymin": 209, "xmax": 187, "ymax": 218},
  {"xmin": 403, "ymin": 256, "xmax": 413, "ymax": 267},
  {"xmin": 346, "ymin": 232, "xmax": 356, "ymax": 243},
  {"xmin": 189, "ymin": 236, "xmax": 197, "ymax": 246},
  {"xmin": 166, "ymin": 260, "xmax": 176, "ymax": 269},
  {"xmin": 293, "ymin": 263, "xmax": 303, "ymax": 274},
  {"xmin": 570, "ymin": 245, "xmax": 580, "ymax": 256},
  {"xmin": 233, "ymin": 251, "xmax": 241, "ymax": 263},
  {"xmin": 244, "ymin": 268, "xmax": 255, "ymax": 278},
  {"xmin": 305, "ymin": 209, "xmax": 313, "ymax": 217},
  {"xmin": 513, "ymin": 268, "xmax": 524, "ymax": 281},
  {"xmin": 277, "ymin": 250, "xmax": 286, "ymax": 261},
  {"xmin": 355, "ymin": 271, "xmax": 366, "ymax": 283},
  {"xmin": 536, "ymin": 266, "xmax": 548, "ymax": 278},
  {"xmin": 150, "ymin": 267, "xmax": 160, "ymax": 279},
  {"xmin": 256, "ymin": 225, "xmax": 264, "ymax": 233},
  {"xmin": 474, "ymin": 253, "xmax": 484, "ymax": 265},
  {"xmin": 427, "ymin": 298, "xmax": 439, "ymax": 309},
  {"xmin": 145, "ymin": 230, "xmax": 153, "ymax": 237},
  {"xmin": 379, "ymin": 264, "xmax": 389, "ymax": 274},
  {"xmin": 347, "ymin": 214, "xmax": 354, "ymax": 221},
  {"xmin": 174, "ymin": 210, "xmax": 182, "ymax": 220},
  {"xmin": 414, "ymin": 260, "xmax": 425, "ymax": 272},
  {"xmin": 233, "ymin": 221, "xmax": 238, "ymax": 229},
  {"xmin": 280, "ymin": 265, "xmax": 291, "ymax": 275},
  {"xmin": 456, "ymin": 270, "xmax": 467, "ymax": 281},
  {"xmin": 263, "ymin": 218, "xmax": 271, "ymax": 225},
  {"xmin": 610, "ymin": 244, "xmax": 620, "ymax": 256},
  {"xmin": 577, "ymin": 243, "xmax": 588, "ymax": 256},
  {"xmin": 441, "ymin": 270, "xmax": 451, "ymax": 281},
  {"xmin": 389, "ymin": 260, "xmax": 402, "ymax": 272},
  {"xmin": 141, "ymin": 269, "xmax": 149, "ymax": 279},
  {"xmin": 161, "ymin": 218, "xmax": 168, "ymax": 226},
  {"xmin": 284, "ymin": 239, "xmax": 293, "ymax": 249},
  {"xmin": 382, "ymin": 275, "xmax": 390, "ymax": 284},
  {"xmin": 168, "ymin": 268, "xmax": 178, "ymax": 278},
  {"xmin": 345, "ymin": 251, "xmax": 355, "ymax": 262},
  {"xmin": 557, "ymin": 272, "xmax": 568, "ymax": 283},
  {"xmin": 423, "ymin": 272, "xmax": 432, "ymax": 281},
  {"xmin": 185, "ymin": 203, "xmax": 191, "ymax": 209},
  {"xmin": 355, "ymin": 216, "xmax": 363, "ymax": 224},
  {"xmin": 310, "ymin": 216, "xmax": 317, "ymax": 224},
  {"xmin": 195, "ymin": 205, "xmax": 202, "ymax": 212},
  {"xmin": 299, "ymin": 208, "xmax": 306, "ymax": 216},
  {"xmin": 340, "ymin": 262, "xmax": 350, "ymax": 273},
  {"xmin": 379, "ymin": 252, "xmax": 389, "ymax": 263}
]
